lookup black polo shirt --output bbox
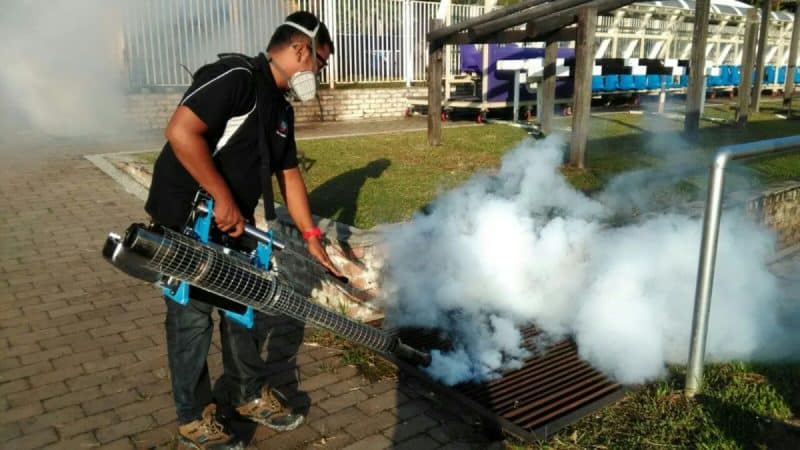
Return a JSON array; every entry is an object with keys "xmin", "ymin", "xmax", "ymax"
[{"xmin": 145, "ymin": 54, "xmax": 299, "ymax": 229}]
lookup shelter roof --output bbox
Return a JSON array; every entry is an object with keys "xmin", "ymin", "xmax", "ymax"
[{"xmin": 635, "ymin": 0, "xmax": 794, "ymax": 22}]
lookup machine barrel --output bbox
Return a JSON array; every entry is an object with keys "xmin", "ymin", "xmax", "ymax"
[{"xmin": 105, "ymin": 223, "xmax": 430, "ymax": 366}]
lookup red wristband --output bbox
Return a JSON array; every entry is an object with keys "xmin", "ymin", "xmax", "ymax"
[{"xmin": 302, "ymin": 227, "xmax": 323, "ymax": 241}]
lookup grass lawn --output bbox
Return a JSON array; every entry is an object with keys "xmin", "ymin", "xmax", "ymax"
[
  {"xmin": 296, "ymin": 124, "xmax": 529, "ymax": 228},
  {"xmin": 568, "ymin": 100, "xmax": 800, "ymax": 192},
  {"xmin": 293, "ymin": 99, "xmax": 800, "ymax": 229}
]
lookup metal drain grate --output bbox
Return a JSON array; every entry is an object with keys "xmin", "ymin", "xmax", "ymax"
[{"xmin": 392, "ymin": 326, "xmax": 624, "ymax": 442}]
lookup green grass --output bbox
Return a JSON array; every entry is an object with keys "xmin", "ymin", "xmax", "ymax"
[
  {"xmin": 573, "ymin": 101, "xmax": 800, "ymax": 192},
  {"xmin": 295, "ymin": 124, "xmax": 529, "ymax": 228},
  {"xmin": 292, "ymin": 101, "xmax": 799, "ymax": 228},
  {"xmin": 528, "ymin": 363, "xmax": 800, "ymax": 450}
]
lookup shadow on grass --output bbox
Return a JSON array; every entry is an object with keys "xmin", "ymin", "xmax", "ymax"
[
  {"xmin": 697, "ymin": 363, "xmax": 800, "ymax": 449},
  {"xmin": 591, "ymin": 112, "xmax": 655, "ymax": 136},
  {"xmin": 571, "ymin": 116, "xmax": 800, "ymax": 192},
  {"xmin": 308, "ymin": 158, "xmax": 391, "ymax": 226}
]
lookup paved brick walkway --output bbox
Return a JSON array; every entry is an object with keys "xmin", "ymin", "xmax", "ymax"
[{"xmin": 0, "ymin": 129, "xmax": 496, "ymax": 449}]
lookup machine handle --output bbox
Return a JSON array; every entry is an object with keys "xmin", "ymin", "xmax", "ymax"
[{"xmin": 195, "ymin": 203, "xmax": 285, "ymax": 251}]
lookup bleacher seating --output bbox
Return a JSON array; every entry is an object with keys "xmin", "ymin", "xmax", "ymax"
[
  {"xmin": 764, "ymin": 65, "xmax": 776, "ymax": 84},
  {"xmin": 731, "ymin": 67, "xmax": 741, "ymax": 85},
  {"xmin": 619, "ymin": 74, "xmax": 635, "ymax": 91},
  {"xmin": 586, "ymin": 62, "xmax": 795, "ymax": 95},
  {"xmin": 603, "ymin": 74, "xmax": 620, "ymax": 91},
  {"xmin": 592, "ymin": 75, "xmax": 604, "ymax": 92},
  {"xmin": 634, "ymin": 75, "xmax": 648, "ymax": 90},
  {"xmin": 646, "ymin": 74, "xmax": 662, "ymax": 90}
]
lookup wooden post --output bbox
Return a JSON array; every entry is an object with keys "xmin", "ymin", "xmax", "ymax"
[
  {"xmin": 737, "ymin": 9, "xmax": 759, "ymax": 127},
  {"xmin": 751, "ymin": 0, "xmax": 772, "ymax": 113},
  {"xmin": 783, "ymin": 6, "xmax": 800, "ymax": 115},
  {"xmin": 570, "ymin": 7, "xmax": 597, "ymax": 169},
  {"xmin": 540, "ymin": 39, "xmax": 558, "ymax": 134},
  {"xmin": 427, "ymin": 19, "xmax": 444, "ymax": 146},
  {"xmin": 683, "ymin": 0, "xmax": 710, "ymax": 138}
]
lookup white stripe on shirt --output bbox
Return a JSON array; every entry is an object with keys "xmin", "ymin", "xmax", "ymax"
[{"xmin": 213, "ymin": 101, "xmax": 257, "ymax": 156}]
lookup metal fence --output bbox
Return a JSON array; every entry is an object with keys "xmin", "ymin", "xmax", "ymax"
[
  {"xmin": 121, "ymin": 1, "xmax": 797, "ymax": 90},
  {"xmin": 122, "ymin": 0, "xmax": 485, "ymax": 89}
]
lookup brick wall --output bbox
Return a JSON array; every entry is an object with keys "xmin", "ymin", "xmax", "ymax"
[
  {"xmin": 747, "ymin": 182, "xmax": 800, "ymax": 249},
  {"xmin": 123, "ymin": 87, "xmax": 426, "ymax": 130},
  {"xmin": 124, "ymin": 91, "xmax": 183, "ymax": 131}
]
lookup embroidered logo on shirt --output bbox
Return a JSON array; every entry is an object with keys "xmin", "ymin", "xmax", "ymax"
[{"xmin": 276, "ymin": 119, "xmax": 288, "ymax": 138}]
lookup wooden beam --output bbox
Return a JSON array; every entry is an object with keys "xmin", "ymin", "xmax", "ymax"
[
  {"xmin": 446, "ymin": 27, "xmax": 577, "ymax": 45},
  {"xmin": 427, "ymin": 19, "xmax": 444, "ymax": 147},
  {"xmin": 470, "ymin": 0, "xmax": 592, "ymax": 39},
  {"xmin": 683, "ymin": 0, "xmax": 710, "ymax": 138},
  {"xmin": 750, "ymin": 0, "xmax": 772, "ymax": 113},
  {"xmin": 783, "ymin": 5, "xmax": 799, "ymax": 115},
  {"xmin": 529, "ymin": 0, "xmax": 633, "ymax": 37},
  {"xmin": 570, "ymin": 6, "xmax": 597, "ymax": 169},
  {"xmin": 442, "ymin": 0, "xmax": 630, "ymax": 46},
  {"xmin": 737, "ymin": 8, "xmax": 759, "ymax": 127},
  {"xmin": 542, "ymin": 27, "xmax": 579, "ymax": 43},
  {"xmin": 427, "ymin": 0, "xmax": 546, "ymax": 44},
  {"xmin": 540, "ymin": 40, "xmax": 558, "ymax": 135}
]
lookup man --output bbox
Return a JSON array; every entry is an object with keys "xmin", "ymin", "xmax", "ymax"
[{"xmin": 144, "ymin": 11, "xmax": 340, "ymax": 450}]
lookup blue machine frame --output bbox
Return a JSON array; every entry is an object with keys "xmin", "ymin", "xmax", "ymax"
[{"xmin": 162, "ymin": 197, "xmax": 275, "ymax": 329}]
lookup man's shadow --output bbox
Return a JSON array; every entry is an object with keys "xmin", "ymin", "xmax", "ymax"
[{"xmin": 308, "ymin": 159, "xmax": 391, "ymax": 227}]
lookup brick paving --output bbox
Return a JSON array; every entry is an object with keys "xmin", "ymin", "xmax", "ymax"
[{"xmin": 0, "ymin": 127, "xmax": 497, "ymax": 449}]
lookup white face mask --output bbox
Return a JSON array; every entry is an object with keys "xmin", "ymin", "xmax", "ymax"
[
  {"xmin": 287, "ymin": 70, "xmax": 317, "ymax": 102},
  {"xmin": 276, "ymin": 20, "xmax": 321, "ymax": 103}
]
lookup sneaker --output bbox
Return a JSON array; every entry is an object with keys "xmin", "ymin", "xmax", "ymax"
[
  {"xmin": 235, "ymin": 387, "xmax": 305, "ymax": 431},
  {"xmin": 177, "ymin": 404, "xmax": 243, "ymax": 450}
]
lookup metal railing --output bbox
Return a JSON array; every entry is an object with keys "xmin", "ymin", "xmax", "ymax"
[{"xmin": 684, "ymin": 135, "xmax": 800, "ymax": 397}]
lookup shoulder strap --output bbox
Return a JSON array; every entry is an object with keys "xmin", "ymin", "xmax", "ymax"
[
  {"xmin": 216, "ymin": 53, "xmax": 255, "ymax": 70},
  {"xmin": 249, "ymin": 53, "xmax": 277, "ymax": 221}
]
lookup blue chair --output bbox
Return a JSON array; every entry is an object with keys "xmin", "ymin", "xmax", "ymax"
[
  {"xmin": 619, "ymin": 74, "xmax": 635, "ymax": 91},
  {"xmin": 707, "ymin": 74, "xmax": 722, "ymax": 87},
  {"xmin": 731, "ymin": 66, "xmax": 741, "ymax": 85},
  {"xmin": 646, "ymin": 74, "xmax": 662, "ymax": 90},
  {"xmin": 778, "ymin": 66, "xmax": 786, "ymax": 84},
  {"xmin": 764, "ymin": 65, "xmax": 776, "ymax": 84},
  {"xmin": 795, "ymin": 67, "xmax": 800, "ymax": 83},
  {"xmin": 603, "ymin": 75, "xmax": 620, "ymax": 91},
  {"xmin": 678, "ymin": 74, "xmax": 689, "ymax": 88},
  {"xmin": 592, "ymin": 75, "xmax": 604, "ymax": 92},
  {"xmin": 633, "ymin": 75, "xmax": 648, "ymax": 90},
  {"xmin": 719, "ymin": 66, "xmax": 732, "ymax": 86},
  {"xmin": 662, "ymin": 76, "xmax": 675, "ymax": 89}
]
